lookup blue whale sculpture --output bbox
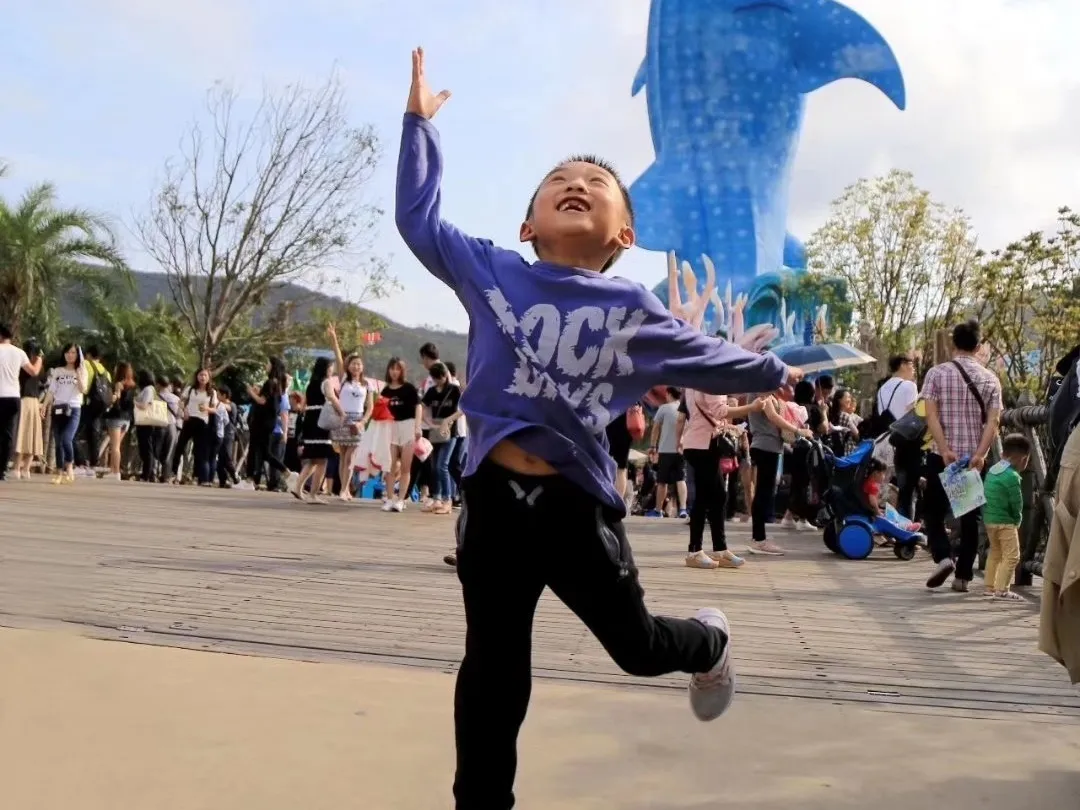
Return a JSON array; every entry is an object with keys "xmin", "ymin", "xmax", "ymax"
[{"xmin": 630, "ymin": 0, "xmax": 906, "ymax": 308}]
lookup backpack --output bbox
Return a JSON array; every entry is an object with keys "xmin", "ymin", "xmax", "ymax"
[
  {"xmin": 863, "ymin": 380, "xmax": 901, "ymax": 440},
  {"xmin": 87, "ymin": 362, "xmax": 114, "ymax": 410}
]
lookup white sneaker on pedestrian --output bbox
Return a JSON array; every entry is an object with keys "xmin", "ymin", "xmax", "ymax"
[
  {"xmin": 780, "ymin": 517, "xmax": 797, "ymax": 530},
  {"xmin": 926, "ymin": 559, "xmax": 955, "ymax": 589},
  {"xmin": 688, "ymin": 608, "xmax": 736, "ymax": 721},
  {"xmin": 381, "ymin": 500, "xmax": 394, "ymax": 512},
  {"xmin": 391, "ymin": 500, "xmax": 405, "ymax": 513}
]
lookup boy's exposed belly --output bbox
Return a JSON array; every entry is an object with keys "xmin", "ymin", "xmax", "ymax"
[{"xmin": 488, "ymin": 439, "xmax": 558, "ymax": 476}]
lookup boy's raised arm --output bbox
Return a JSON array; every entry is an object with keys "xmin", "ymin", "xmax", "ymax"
[
  {"xmin": 632, "ymin": 289, "xmax": 800, "ymax": 396},
  {"xmin": 395, "ymin": 48, "xmax": 479, "ymax": 289}
]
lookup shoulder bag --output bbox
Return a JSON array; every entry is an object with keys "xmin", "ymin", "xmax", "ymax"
[
  {"xmin": 692, "ymin": 393, "xmax": 738, "ymax": 459},
  {"xmin": 135, "ymin": 392, "xmax": 170, "ymax": 428},
  {"xmin": 951, "ymin": 359, "xmax": 988, "ymax": 425},
  {"xmin": 428, "ymin": 386, "xmax": 456, "ymax": 444}
]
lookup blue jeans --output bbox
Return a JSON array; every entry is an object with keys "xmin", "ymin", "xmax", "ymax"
[
  {"xmin": 432, "ymin": 437, "xmax": 459, "ymax": 501},
  {"xmin": 53, "ymin": 407, "xmax": 82, "ymax": 468}
]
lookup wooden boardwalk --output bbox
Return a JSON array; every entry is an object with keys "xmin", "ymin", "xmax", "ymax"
[{"xmin": 1, "ymin": 480, "xmax": 1076, "ymax": 722}]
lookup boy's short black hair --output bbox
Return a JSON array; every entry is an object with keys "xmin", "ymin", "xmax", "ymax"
[
  {"xmin": 0, "ymin": 323, "xmax": 12, "ymax": 340},
  {"xmin": 444, "ymin": 360, "xmax": 456, "ymax": 377},
  {"xmin": 525, "ymin": 155, "xmax": 635, "ymax": 273},
  {"xmin": 952, "ymin": 319, "xmax": 982, "ymax": 353},
  {"xmin": 868, "ymin": 458, "xmax": 888, "ymax": 474},
  {"xmin": 419, "ymin": 342, "xmax": 439, "ymax": 361},
  {"xmin": 1002, "ymin": 433, "xmax": 1032, "ymax": 458},
  {"xmin": 889, "ymin": 355, "xmax": 913, "ymax": 373},
  {"xmin": 666, "ymin": 386, "xmax": 681, "ymax": 400},
  {"xmin": 817, "ymin": 374, "xmax": 835, "ymax": 392},
  {"xmin": 218, "ymin": 384, "xmax": 232, "ymax": 400}
]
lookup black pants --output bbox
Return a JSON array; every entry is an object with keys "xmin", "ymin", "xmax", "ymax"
[
  {"xmin": 0, "ymin": 397, "xmax": 19, "ymax": 479},
  {"xmin": 449, "ymin": 437, "xmax": 466, "ymax": 496},
  {"xmin": 684, "ymin": 447, "xmax": 728, "ymax": 553},
  {"xmin": 247, "ymin": 425, "xmax": 288, "ymax": 487},
  {"xmin": 894, "ymin": 445, "xmax": 923, "ymax": 519},
  {"xmin": 923, "ymin": 453, "xmax": 982, "ymax": 581},
  {"xmin": 135, "ymin": 425, "xmax": 159, "ymax": 482},
  {"xmin": 453, "ymin": 461, "xmax": 725, "ymax": 809},
  {"xmin": 173, "ymin": 418, "xmax": 212, "ymax": 484},
  {"xmin": 218, "ymin": 432, "xmax": 238, "ymax": 487},
  {"xmin": 787, "ymin": 443, "xmax": 811, "ymax": 520},
  {"xmin": 750, "ymin": 448, "xmax": 781, "ymax": 542},
  {"xmin": 77, "ymin": 406, "xmax": 104, "ymax": 467}
]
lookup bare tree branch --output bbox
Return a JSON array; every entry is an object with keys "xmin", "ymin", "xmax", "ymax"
[{"xmin": 135, "ymin": 72, "xmax": 393, "ymax": 370}]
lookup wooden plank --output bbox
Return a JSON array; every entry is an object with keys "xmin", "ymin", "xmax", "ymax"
[{"xmin": 1, "ymin": 479, "xmax": 1075, "ymax": 720}]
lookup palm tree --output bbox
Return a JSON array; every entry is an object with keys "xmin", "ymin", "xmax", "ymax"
[
  {"xmin": 69, "ymin": 290, "xmax": 197, "ymax": 378},
  {"xmin": 0, "ymin": 177, "xmax": 129, "ymax": 343}
]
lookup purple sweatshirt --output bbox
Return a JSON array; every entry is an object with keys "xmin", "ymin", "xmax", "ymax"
[{"xmin": 395, "ymin": 113, "xmax": 788, "ymax": 514}]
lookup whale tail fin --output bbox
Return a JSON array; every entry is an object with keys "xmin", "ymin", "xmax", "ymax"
[
  {"xmin": 788, "ymin": 1, "xmax": 906, "ymax": 110},
  {"xmin": 631, "ymin": 58, "xmax": 647, "ymax": 97},
  {"xmin": 628, "ymin": 160, "xmax": 684, "ymax": 252}
]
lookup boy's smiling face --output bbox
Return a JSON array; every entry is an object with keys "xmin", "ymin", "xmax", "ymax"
[{"xmin": 521, "ymin": 159, "xmax": 635, "ymax": 272}]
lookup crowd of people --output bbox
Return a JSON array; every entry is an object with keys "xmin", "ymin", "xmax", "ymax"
[
  {"xmin": 0, "ymin": 322, "xmax": 468, "ymax": 513},
  {"xmin": 0, "ymin": 312, "xmax": 1025, "ymax": 603},
  {"xmin": 614, "ymin": 318, "xmax": 1030, "ymax": 600}
]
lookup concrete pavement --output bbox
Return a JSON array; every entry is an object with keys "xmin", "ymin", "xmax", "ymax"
[{"xmin": 3, "ymin": 627, "xmax": 1079, "ymax": 810}]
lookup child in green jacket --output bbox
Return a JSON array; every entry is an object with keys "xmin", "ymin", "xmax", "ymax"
[{"xmin": 982, "ymin": 433, "xmax": 1032, "ymax": 600}]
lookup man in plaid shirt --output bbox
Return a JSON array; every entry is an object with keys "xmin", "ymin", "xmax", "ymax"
[{"xmin": 922, "ymin": 320, "xmax": 1003, "ymax": 592}]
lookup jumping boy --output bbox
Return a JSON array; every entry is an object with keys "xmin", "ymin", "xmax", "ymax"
[{"xmin": 396, "ymin": 48, "xmax": 802, "ymax": 809}]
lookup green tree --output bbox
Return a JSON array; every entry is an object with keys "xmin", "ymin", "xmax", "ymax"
[
  {"xmin": 69, "ymin": 291, "xmax": 198, "ymax": 379},
  {"xmin": 0, "ymin": 173, "xmax": 129, "ymax": 343},
  {"xmin": 135, "ymin": 74, "xmax": 397, "ymax": 373},
  {"xmin": 971, "ymin": 207, "xmax": 1080, "ymax": 399},
  {"xmin": 806, "ymin": 169, "xmax": 980, "ymax": 362}
]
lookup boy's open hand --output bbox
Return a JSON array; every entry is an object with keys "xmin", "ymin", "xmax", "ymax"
[{"xmin": 407, "ymin": 48, "xmax": 451, "ymax": 119}]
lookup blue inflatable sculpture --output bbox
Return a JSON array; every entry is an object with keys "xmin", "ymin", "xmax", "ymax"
[{"xmin": 630, "ymin": 0, "xmax": 906, "ymax": 345}]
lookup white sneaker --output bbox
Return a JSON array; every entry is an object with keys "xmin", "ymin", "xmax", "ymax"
[
  {"xmin": 688, "ymin": 608, "xmax": 736, "ymax": 721},
  {"xmin": 381, "ymin": 500, "xmax": 394, "ymax": 512},
  {"xmin": 780, "ymin": 517, "xmax": 797, "ymax": 530},
  {"xmin": 685, "ymin": 550, "xmax": 720, "ymax": 569},
  {"xmin": 926, "ymin": 558, "xmax": 955, "ymax": 589},
  {"xmin": 391, "ymin": 500, "xmax": 405, "ymax": 513}
]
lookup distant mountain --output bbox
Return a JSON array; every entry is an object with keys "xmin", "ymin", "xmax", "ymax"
[{"xmin": 61, "ymin": 271, "xmax": 469, "ymax": 382}]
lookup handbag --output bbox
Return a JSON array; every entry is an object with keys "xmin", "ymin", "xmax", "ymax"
[
  {"xmin": 427, "ymin": 385, "xmax": 456, "ymax": 444},
  {"xmin": 135, "ymin": 398, "xmax": 170, "ymax": 428},
  {"xmin": 317, "ymin": 404, "xmax": 345, "ymax": 432},
  {"xmin": 889, "ymin": 407, "xmax": 927, "ymax": 448},
  {"xmin": 692, "ymin": 393, "xmax": 739, "ymax": 460},
  {"xmin": 626, "ymin": 404, "xmax": 647, "ymax": 441}
]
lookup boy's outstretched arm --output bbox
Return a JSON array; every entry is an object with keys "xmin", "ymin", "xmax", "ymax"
[
  {"xmin": 632, "ymin": 291, "xmax": 801, "ymax": 396},
  {"xmin": 395, "ymin": 47, "xmax": 479, "ymax": 289}
]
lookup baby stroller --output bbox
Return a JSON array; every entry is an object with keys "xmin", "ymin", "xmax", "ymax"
[{"xmin": 820, "ymin": 439, "xmax": 925, "ymax": 561}]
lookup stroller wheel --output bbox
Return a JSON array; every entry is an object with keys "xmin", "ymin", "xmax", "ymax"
[
  {"xmin": 893, "ymin": 543, "xmax": 917, "ymax": 562},
  {"xmin": 823, "ymin": 522, "xmax": 840, "ymax": 553},
  {"xmin": 837, "ymin": 522, "xmax": 875, "ymax": 560}
]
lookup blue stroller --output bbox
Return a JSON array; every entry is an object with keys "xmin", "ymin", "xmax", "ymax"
[{"xmin": 820, "ymin": 439, "xmax": 925, "ymax": 561}]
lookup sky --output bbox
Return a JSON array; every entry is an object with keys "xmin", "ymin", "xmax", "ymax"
[{"xmin": 3, "ymin": 0, "xmax": 1078, "ymax": 333}]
